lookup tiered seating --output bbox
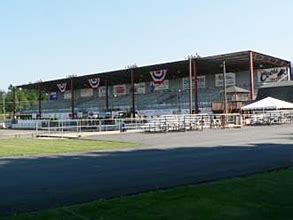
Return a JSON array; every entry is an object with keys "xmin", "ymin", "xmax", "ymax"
[{"xmin": 20, "ymin": 86, "xmax": 222, "ymax": 115}]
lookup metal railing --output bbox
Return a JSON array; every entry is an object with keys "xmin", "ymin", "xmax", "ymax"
[
  {"xmin": 33, "ymin": 118, "xmax": 147, "ymax": 136},
  {"xmin": 242, "ymin": 111, "xmax": 293, "ymax": 126},
  {"xmin": 142, "ymin": 114, "xmax": 243, "ymax": 132},
  {"xmin": 5, "ymin": 111, "xmax": 293, "ymax": 136}
]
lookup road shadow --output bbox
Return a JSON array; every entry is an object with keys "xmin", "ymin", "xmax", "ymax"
[{"xmin": 1, "ymin": 142, "xmax": 293, "ymax": 216}]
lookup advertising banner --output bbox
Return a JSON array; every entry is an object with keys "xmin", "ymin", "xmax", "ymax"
[
  {"xmin": 49, "ymin": 92, "xmax": 58, "ymax": 101},
  {"xmin": 151, "ymin": 80, "xmax": 169, "ymax": 91},
  {"xmin": 63, "ymin": 91, "xmax": 72, "ymax": 100},
  {"xmin": 113, "ymin": 84, "xmax": 127, "ymax": 96},
  {"xmin": 134, "ymin": 82, "xmax": 146, "ymax": 94},
  {"xmin": 215, "ymin": 73, "xmax": 236, "ymax": 87},
  {"xmin": 98, "ymin": 86, "xmax": 107, "ymax": 97},
  {"xmin": 80, "ymin": 88, "xmax": 93, "ymax": 97},
  {"xmin": 257, "ymin": 67, "xmax": 288, "ymax": 82},
  {"xmin": 182, "ymin": 76, "xmax": 206, "ymax": 90}
]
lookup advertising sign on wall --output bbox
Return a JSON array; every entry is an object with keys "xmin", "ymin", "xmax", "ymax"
[
  {"xmin": 80, "ymin": 88, "xmax": 94, "ymax": 97},
  {"xmin": 257, "ymin": 67, "xmax": 288, "ymax": 82},
  {"xmin": 49, "ymin": 92, "xmax": 58, "ymax": 101},
  {"xmin": 151, "ymin": 80, "xmax": 169, "ymax": 91},
  {"xmin": 215, "ymin": 73, "xmax": 236, "ymax": 87},
  {"xmin": 113, "ymin": 84, "xmax": 127, "ymax": 96},
  {"xmin": 134, "ymin": 82, "xmax": 146, "ymax": 94},
  {"xmin": 98, "ymin": 86, "xmax": 107, "ymax": 97},
  {"xmin": 63, "ymin": 91, "xmax": 72, "ymax": 100},
  {"xmin": 182, "ymin": 77, "xmax": 189, "ymax": 90},
  {"xmin": 182, "ymin": 76, "xmax": 206, "ymax": 90}
]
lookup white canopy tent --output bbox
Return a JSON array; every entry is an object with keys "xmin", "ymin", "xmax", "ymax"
[{"xmin": 241, "ymin": 97, "xmax": 293, "ymax": 111}]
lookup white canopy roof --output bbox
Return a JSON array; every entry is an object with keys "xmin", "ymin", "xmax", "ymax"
[{"xmin": 241, "ymin": 97, "xmax": 293, "ymax": 110}]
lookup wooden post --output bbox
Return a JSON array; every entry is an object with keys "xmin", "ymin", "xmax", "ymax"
[
  {"xmin": 249, "ymin": 51, "xmax": 255, "ymax": 100},
  {"xmin": 38, "ymin": 84, "xmax": 42, "ymax": 120},
  {"xmin": 12, "ymin": 86, "xmax": 16, "ymax": 120},
  {"xmin": 193, "ymin": 59, "xmax": 199, "ymax": 113},
  {"xmin": 288, "ymin": 62, "xmax": 292, "ymax": 81},
  {"xmin": 131, "ymin": 68, "xmax": 136, "ymax": 118},
  {"xmin": 105, "ymin": 80, "xmax": 109, "ymax": 111},
  {"xmin": 189, "ymin": 57, "xmax": 193, "ymax": 114},
  {"xmin": 71, "ymin": 78, "xmax": 75, "ymax": 119},
  {"xmin": 223, "ymin": 61, "xmax": 227, "ymax": 114}
]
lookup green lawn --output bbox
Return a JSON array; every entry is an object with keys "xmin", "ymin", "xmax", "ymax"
[
  {"xmin": 0, "ymin": 138, "xmax": 137, "ymax": 157},
  {"xmin": 3, "ymin": 169, "xmax": 293, "ymax": 220}
]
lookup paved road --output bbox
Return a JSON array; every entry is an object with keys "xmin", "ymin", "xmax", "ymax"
[{"xmin": 1, "ymin": 125, "xmax": 293, "ymax": 215}]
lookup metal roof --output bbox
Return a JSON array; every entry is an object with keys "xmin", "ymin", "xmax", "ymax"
[
  {"xmin": 259, "ymin": 81, "xmax": 293, "ymax": 88},
  {"xmin": 16, "ymin": 50, "xmax": 290, "ymax": 91}
]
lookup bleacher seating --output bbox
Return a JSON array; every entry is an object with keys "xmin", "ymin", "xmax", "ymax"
[{"xmin": 19, "ymin": 77, "xmax": 229, "ymax": 116}]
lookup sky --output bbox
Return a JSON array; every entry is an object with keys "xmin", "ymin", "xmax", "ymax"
[{"xmin": 0, "ymin": 0, "xmax": 292, "ymax": 90}]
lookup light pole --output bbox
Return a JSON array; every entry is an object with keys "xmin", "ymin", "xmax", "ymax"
[
  {"xmin": 126, "ymin": 64, "xmax": 138, "ymax": 118},
  {"xmin": 177, "ymin": 89, "xmax": 182, "ymax": 114},
  {"xmin": 188, "ymin": 56, "xmax": 195, "ymax": 114},
  {"xmin": 222, "ymin": 61, "xmax": 227, "ymax": 114},
  {"xmin": 2, "ymin": 93, "xmax": 5, "ymax": 120}
]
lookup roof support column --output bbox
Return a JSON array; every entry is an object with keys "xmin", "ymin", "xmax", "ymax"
[
  {"xmin": 189, "ymin": 57, "xmax": 193, "ymax": 114},
  {"xmin": 105, "ymin": 80, "xmax": 109, "ymax": 111},
  {"xmin": 131, "ymin": 69, "xmax": 136, "ymax": 118},
  {"xmin": 222, "ymin": 61, "xmax": 227, "ymax": 114},
  {"xmin": 38, "ymin": 85, "xmax": 42, "ymax": 120},
  {"xmin": 193, "ymin": 59, "xmax": 199, "ymax": 113},
  {"xmin": 249, "ymin": 51, "xmax": 255, "ymax": 100},
  {"xmin": 12, "ymin": 86, "xmax": 16, "ymax": 120},
  {"xmin": 288, "ymin": 62, "xmax": 292, "ymax": 81},
  {"xmin": 70, "ymin": 78, "xmax": 75, "ymax": 119}
]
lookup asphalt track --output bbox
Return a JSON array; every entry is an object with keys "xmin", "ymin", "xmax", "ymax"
[{"xmin": 1, "ymin": 125, "xmax": 293, "ymax": 216}]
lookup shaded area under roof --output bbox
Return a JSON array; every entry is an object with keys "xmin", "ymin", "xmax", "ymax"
[
  {"xmin": 220, "ymin": 85, "xmax": 250, "ymax": 94},
  {"xmin": 17, "ymin": 50, "xmax": 290, "ymax": 92}
]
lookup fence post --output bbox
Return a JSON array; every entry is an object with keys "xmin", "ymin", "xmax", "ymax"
[
  {"xmin": 164, "ymin": 116, "xmax": 167, "ymax": 132},
  {"xmin": 183, "ymin": 115, "xmax": 186, "ymax": 131},
  {"xmin": 61, "ymin": 120, "xmax": 64, "ymax": 138},
  {"xmin": 36, "ymin": 120, "xmax": 38, "ymax": 136}
]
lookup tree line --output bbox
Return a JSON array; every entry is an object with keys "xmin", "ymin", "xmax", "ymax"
[{"xmin": 0, "ymin": 85, "xmax": 41, "ymax": 116}]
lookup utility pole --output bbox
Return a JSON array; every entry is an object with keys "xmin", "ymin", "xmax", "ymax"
[
  {"xmin": 12, "ymin": 87, "xmax": 16, "ymax": 120},
  {"xmin": 188, "ymin": 56, "xmax": 194, "ymax": 114},
  {"xmin": 222, "ymin": 61, "xmax": 227, "ymax": 114},
  {"xmin": 127, "ymin": 64, "xmax": 137, "ymax": 118}
]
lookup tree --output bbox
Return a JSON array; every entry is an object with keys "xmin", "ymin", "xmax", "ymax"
[{"xmin": 3, "ymin": 85, "xmax": 40, "ymax": 115}]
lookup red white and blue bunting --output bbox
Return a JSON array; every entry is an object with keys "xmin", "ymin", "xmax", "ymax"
[
  {"xmin": 150, "ymin": 69, "xmax": 167, "ymax": 84},
  {"xmin": 88, "ymin": 77, "xmax": 100, "ymax": 89},
  {"xmin": 57, "ymin": 82, "xmax": 67, "ymax": 93}
]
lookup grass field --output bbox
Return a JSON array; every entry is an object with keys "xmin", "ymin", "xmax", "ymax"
[
  {"xmin": 0, "ymin": 138, "xmax": 137, "ymax": 157},
  {"xmin": 3, "ymin": 169, "xmax": 293, "ymax": 220}
]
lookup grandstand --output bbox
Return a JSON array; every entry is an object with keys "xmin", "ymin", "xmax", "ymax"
[{"xmin": 15, "ymin": 50, "xmax": 291, "ymax": 119}]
